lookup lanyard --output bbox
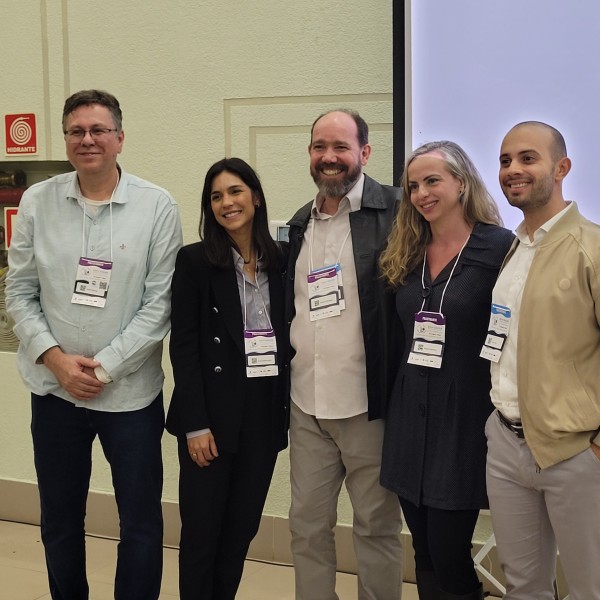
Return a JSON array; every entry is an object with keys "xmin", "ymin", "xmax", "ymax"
[
  {"xmin": 419, "ymin": 234, "xmax": 470, "ymax": 314},
  {"xmin": 308, "ymin": 216, "xmax": 351, "ymax": 273},
  {"xmin": 79, "ymin": 175, "xmax": 119, "ymax": 261}
]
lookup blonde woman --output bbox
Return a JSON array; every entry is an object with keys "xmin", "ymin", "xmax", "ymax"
[{"xmin": 379, "ymin": 141, "xmax": 513, "ymax": 600}]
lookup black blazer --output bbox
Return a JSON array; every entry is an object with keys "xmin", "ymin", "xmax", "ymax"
[{"xmin": 165, "ymin": 242, "xmax": 288, "ymax": 453}]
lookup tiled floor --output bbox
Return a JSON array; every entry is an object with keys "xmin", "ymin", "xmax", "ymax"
[{"xmin": 0, "ymin": 519, "xmax": 500, "ymax": 599}]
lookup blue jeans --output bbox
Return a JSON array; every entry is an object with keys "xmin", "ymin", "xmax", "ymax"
[{"xmin": 31, "ymin": 392, "xmax": 164, "ymax": 600}]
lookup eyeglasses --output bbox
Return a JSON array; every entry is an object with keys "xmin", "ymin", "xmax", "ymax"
[{"xmin": 63, "ymin": 127, "xmax": 119, "ymax": 142}]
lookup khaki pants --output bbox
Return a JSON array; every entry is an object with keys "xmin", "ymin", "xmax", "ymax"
[
  {"xmin": 486, "ymin": 410, "xmax": 600, "ymax": 600},
  {"xmin": 289, "ymin": 402, "xmax": 403, "ymax": 600}
]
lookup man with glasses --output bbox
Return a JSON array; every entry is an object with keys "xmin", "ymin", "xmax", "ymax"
[{"xmin": 6, "ymin": 89, "xmax": 182, "ymax": 600}]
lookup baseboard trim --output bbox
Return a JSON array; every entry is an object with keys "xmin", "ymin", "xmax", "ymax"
[
  {"xmin": 0, "ymin": 478, "xmax": 182, "ymax": 547},
  {"xmin": 0, "ymin": 478, "xmax": 388, "ymax": 570},
  {"xmin": 0, "ymin": 478, "xmax": 522, "ymax": 597}
]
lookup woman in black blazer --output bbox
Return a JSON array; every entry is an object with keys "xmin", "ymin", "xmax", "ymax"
[{"xmin": 166, "ymin": 158, "xmax": 288, "ymax": 600}]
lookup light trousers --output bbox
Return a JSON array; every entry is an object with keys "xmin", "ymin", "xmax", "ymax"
[
  {"xmin": 289, "ymin": 402, "xmax": 403, "ymax": 600},
  {"xmin": 486, "ymin": 410, "xmax": 600, "ymax": 600}
]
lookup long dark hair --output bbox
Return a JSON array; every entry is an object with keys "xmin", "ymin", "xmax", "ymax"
[{"xmin": 199, "ymin": 157, "xmax": 283, "ymax": 270}]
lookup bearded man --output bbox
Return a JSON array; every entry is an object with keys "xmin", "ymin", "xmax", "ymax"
[{"xmin": 285, "ymin": 109, "xmax": 403, "ymax": 600}]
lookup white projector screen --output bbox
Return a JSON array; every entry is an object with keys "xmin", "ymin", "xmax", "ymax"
[{"xmin": 410, "ymin": 0, "xmax": 600, "ymax": 230}]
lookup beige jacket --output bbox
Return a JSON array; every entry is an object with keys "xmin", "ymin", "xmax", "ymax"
[{"xmin": 509, "ymin": 203, "xmax": 600, "ymax": 468}]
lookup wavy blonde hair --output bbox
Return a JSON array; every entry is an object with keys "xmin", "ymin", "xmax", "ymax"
[{"xmin": 379, "ymin": 140, "xmax": 502, "ymax": 287}]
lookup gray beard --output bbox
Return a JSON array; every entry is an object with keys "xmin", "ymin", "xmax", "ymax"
[{"xmin": 312, "ymin": 169, "xmax": 361, "ymax": 200}]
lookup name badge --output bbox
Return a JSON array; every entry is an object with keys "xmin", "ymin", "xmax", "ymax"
[
  {"xmin": 244, "ymin": 328, "xmax": 278, "ymax": 378},
  {"xmin": 407, "ymin": 311, "xmax": 446, "ymax": 369},
  {"xmin": 480, "ymin": 303, "xmax": 511, "ymax": 363},
  {"xmin": 307, "ymin": 264, "xmax": 342, "ymax": 321},
  {"xmin": 71, "ymin": 257, "xmax": 113, "ymax": 308},
  {"xmin": 336, "ymin": 263, "xmax": 346, "ymax": 310}
]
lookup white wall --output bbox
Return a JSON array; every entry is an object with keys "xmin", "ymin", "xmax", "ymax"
[{"xmin": 0, "ymin": 0, "xmax": 394, "ymax": 525}]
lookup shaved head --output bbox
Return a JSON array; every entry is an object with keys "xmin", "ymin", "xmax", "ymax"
[{"xmin": 507, "ymin": 121, "xmax": 567, "ymax": 162}]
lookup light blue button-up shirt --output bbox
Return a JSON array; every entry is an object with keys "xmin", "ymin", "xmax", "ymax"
[{"xmin": 6, "ymin": 169, "xmax": 183, "ymax": 411}]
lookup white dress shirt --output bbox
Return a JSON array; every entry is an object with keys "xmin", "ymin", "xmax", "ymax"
[
  {"xmin": 490, "ymin": 202, "xmax": 572, "ymax": 421},
  {"xmin": 290, "ymin": 175, "xmax": 368, "ymax": 419}
]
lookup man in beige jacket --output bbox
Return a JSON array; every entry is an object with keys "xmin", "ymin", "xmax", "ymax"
[{"xmin": 483, "ymin": 121, "xmax": 600, "ymax": 600}]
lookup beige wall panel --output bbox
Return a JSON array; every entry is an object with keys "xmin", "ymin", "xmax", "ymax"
[
  {"xmin": 1, "ymin": 3, "xmax": 46, "ymax": 160},
  {"xmin": 1, "ymin": 0, "xmax": 394, "ymax": 527},
  {"xmin": 42, "ymin": 0, "xmax": 70, "ymax": 159},
  {"xmin": 224, "ymin": 95, "xmax": 393, "ymax": 222},
  {"xmin": 0, "ymin": 354, "xmax": 36, "ymax": 482},
  {"xmin": 62, "ymin": 0, "xmax": 393, "ymax": 240},
  {"xmin": 0, "ymin": 1, "xmax": 70, "ymax": 160}
]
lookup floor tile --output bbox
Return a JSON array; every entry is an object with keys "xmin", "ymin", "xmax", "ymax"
[
  {"xmin": 0, "ymin": 520, "xmax": 500, "ymax": 599},
  {"xmin": 0, "ymin": 562, "xmax": 50, "ymax": 600}
]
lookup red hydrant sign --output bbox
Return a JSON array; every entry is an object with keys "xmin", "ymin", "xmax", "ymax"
[{"xmin": 5, "ymin": 113, "xmax": 37, "ymax": 155}]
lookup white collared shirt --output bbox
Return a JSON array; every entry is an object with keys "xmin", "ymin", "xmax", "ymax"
[
  {"xmin": 490, "ymin": 202, "xmax": 573, "ymax": 420},
  {"xmin": 290, "ymin": 175, "xmax": 368, "ymax": 419}
]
